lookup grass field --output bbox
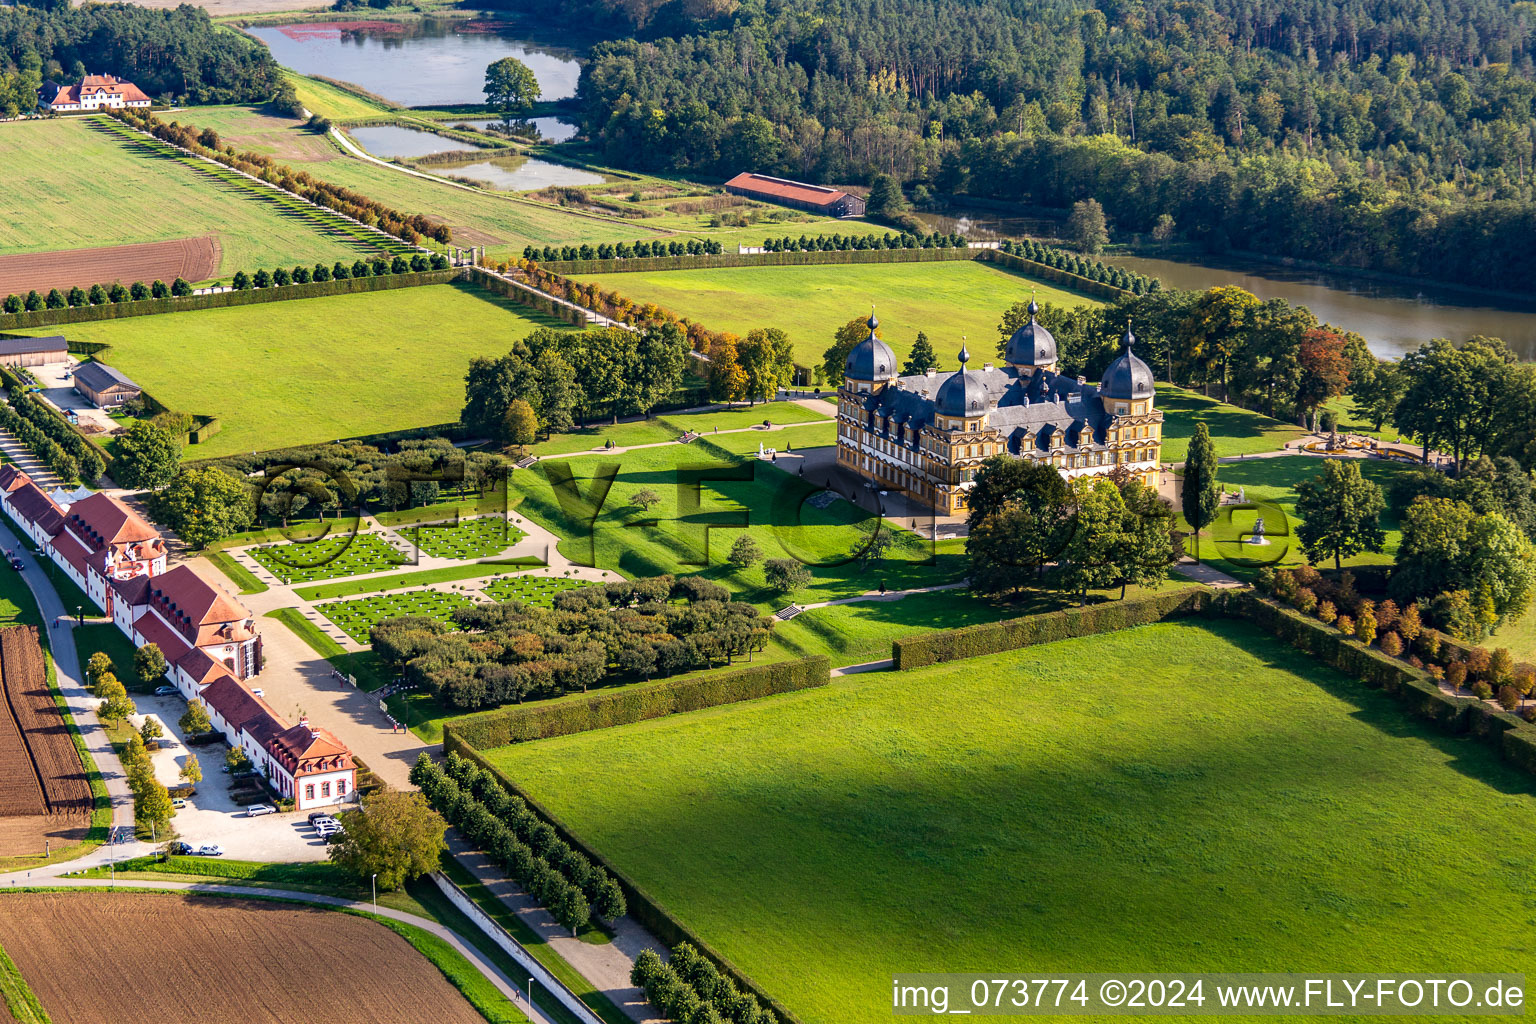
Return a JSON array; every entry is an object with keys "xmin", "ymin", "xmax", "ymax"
[
  {"xmin": 399, "ymin": 516, "xmax": 526, "ymax": 560},
  {"xmin": 318, "ymin": 588, "xmax": 477, "ymax": 642},
  {"xmin": 17, "ymin": 282, "xmax": 571, "ymax": 457},
  {"xmin": 285, "ymin": 71, "xmax": 395, "ymax": 121},
  {"xmin": 249, "ymin": 531, "xmax": 407, "ymax": 584},
  {"xmin": 506, "ymin": 439, "xmax": 967, "ymax": 605},
  {"xmin": 293, "ymin": 563, "xmax": 542, "ymax": 601},
  {"xmin": 1183, "ymin": 455, "xmax": 1418, "ymax": 579},
  {"xmin": 1156, "ymin": 385, "xmax": 1309, "ymax": 462},
  {"xmin": 0, "ymin": 117, "xmax": 371, "ymax": 278},
  {"xmin": 487, "ymin": 619, "xmax": 1536, "ymax": 1024},
  {"xmin": 532, "ymin": 401, "xmax": 832, "ymax": 457},
  {"xmin": 570, "ymin": 260, "xmax": 1101, "ymax": 367},
  {"xmin": 173, "ymin": 103, "xmax": 341, "ymax": 162}
]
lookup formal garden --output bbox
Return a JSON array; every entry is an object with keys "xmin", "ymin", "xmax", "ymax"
[
  {"xmin": 248, "ymin": 531, "xmax": 407, "ymax": 585},
  {"xmin": 481, "ymin": 575, "xmax": 593, "ymax": 605},
  {"xmin": 317, "ymin": 588, "xmax": 478, "ymax": 644},
  {"xmin": 395, "ymin": 515, "xmax": 528, "ymax": 561}
]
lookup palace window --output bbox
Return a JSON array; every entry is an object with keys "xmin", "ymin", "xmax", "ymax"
[
  {"xmin": 305, "ymin": 784, "xmax": 315, "ymax": 801},
  {"xmin": 338, "ymin": 780, "xmax": 347, "ymax": 797},
  {"xmin": 322, "ymin": 781, "xmax": 331, "ymax": 798}
]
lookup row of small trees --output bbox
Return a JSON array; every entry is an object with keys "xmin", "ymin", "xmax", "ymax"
[
  {"xmin": 996, "ymin": 239, "xmax": 1160, "ymax": 294},
  {"xmin": 1261, "ymin": 565, "xmax": 1536, "ymax": 719},
  {"xmin": 632, "ymin": 944, "xmax": 780, "ymax": 1024},
  {"xmin": 10, "ymin": 393, "xmax": 105, "ymax": 483},
  {"xmin": 523, "ymin": 238, "xmax": 726, "ymax": 261},
  {"xmin": 111, "ymin": 109, "xmax": 452, "ymax": 246},
  {"xmin": 0, "ymin": 397, "xmax": 95, "ymax": 485},
  {"xmin": 229, "ymin": 252, "xmax": 448, "ymax": 291},
  {"xmin": 411, "ymin": 752, "xmax": 625, "ymax": 933},
  {"xmin": 2, "ymin": 278, "xmax": 191, "ymax": 316}
]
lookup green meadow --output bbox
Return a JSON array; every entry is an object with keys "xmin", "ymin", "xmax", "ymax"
[
  {"xmin": 18, "ymin": 282, "xmax": 569, "ymax": 457},
  {"xmin": 488, "ymin": 619, "xmax": 1536, "ymax": 1024}
]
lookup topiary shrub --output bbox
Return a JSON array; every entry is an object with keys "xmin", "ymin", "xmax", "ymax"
[
  {"xmin": 1379, "ymin": 631, "xmax": 1403, "ymax": 657},
  {"xmin": 1472, "ymin": 681, "xmax": 1494, "ymax": 700},
  {"xmin": 1445, "ymin": 662, "xmax": 1468, "ymax": 689},
  {"xmin": 1497, "ymin": 685, "xmax": 1521, "ymax": 711}
]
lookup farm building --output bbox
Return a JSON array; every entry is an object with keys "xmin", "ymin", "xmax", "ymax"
[
  {"xmin": 37, "ymin": 74, "xmax": 152, "ymax": 113},
  {"xmin": 0, "ymin": 465, "xmax": 355, "ymax": 810},
  {"xmin": 723, "ymin": 173, "xmax": 867, "ymax": 217},
  {"xmin": 73, "ymin": 361, "xmax": 141, "ymax": 407},
  {"xmin": 0, "ymin": 336, "xmax": 67, "ymax": 367}
]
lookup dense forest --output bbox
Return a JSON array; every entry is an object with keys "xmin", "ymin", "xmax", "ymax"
[
  {"xmin": 538, "ymin": 0, "xmax": 1536, "ymax": 290},
  {"xmin": 0, "ymin": 2, "xmax": 279, "ymax": 112}
]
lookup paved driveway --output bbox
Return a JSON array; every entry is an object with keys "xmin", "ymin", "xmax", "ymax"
[
  {"xmin": 30, "ymin": 359, "xmax": 119, "ymax": 435},
  {"xmin": 134, "ymin": 691, "xmax": 331, "ymax": 862}
]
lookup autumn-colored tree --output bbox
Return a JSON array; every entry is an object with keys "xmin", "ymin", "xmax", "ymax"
[{"xmin": 1295, "ymin": 328, "xmax": 1352, "ymax": 430}]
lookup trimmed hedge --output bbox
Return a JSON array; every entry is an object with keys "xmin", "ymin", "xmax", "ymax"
[
  {"xmin": 0, "ymin": 269, "xmax": 458, "ymax": 331},
  {"xmin": 467, "ymin": 268, "xmax": 589, "ymax": 327},
  {"xmin": 892, "ymin": 588, "xmax": 1212, "ymax": 669},
  {"xmin": 538, "ymin": 246, "xmax": 980, "ymax": 276},
  {"xmin": 444, "ymin": 739, "xmax": 804, "ymax": 1024},
  {"xmin": 1217, "ymin": 591, "xmax": 1536, "ymax": 775},
  {"xmin": 443, "ymin": 655, "xmax": 830, "ymax": 749},
  {"xmin": 980, "ymin": 249, "xmax": 1128, "ymax": 300}
]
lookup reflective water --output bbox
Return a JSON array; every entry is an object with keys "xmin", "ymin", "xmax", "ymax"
[
  {"xmin": 247, "ymin": 20, "xmax": 581, "ymax": 107},
  {"xmin": 347, "ymin": 124, "xmax": 471, "ymax": 158},
  {"xmin": 452, "ymin": 117, "xmax": 579, "ymax": 142},
  {"xmin": 442, "ymin": 155, "xmax": 604, "ymax": 190}
]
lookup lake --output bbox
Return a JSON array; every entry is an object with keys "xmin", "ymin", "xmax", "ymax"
[
  {"xmin": 247, "ymin": 20, "xmax": 582, "ymax": 107},
  {"xmin": 441, "ymin": 155, "xmax": 604, "ymax": 191},
  {"xmin": 916, "ymin": 208, "xmax": 1536, "ymax": 360}
]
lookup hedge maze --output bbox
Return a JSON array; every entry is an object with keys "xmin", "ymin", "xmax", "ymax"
[{"xmin": 249, "ymin": 532, "xmax": 408, "ymax": 585}]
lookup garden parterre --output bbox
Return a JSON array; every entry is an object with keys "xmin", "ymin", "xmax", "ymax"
[
  {"xmin": 397, "ymin": 516, "xmax": 527, "ymax": 560},
  {"xmin": 318, "ymin": 588, "xmax": 477, "ymax": 643},
  {"xmin": 248, "ymin": 531, "xmax": 407, "ymax": 585}
]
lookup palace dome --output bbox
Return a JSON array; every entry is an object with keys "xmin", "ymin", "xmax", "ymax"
[
  {"xmin": 935, "ymin": 345, "xmax": 988, "ymax": 416},
  {"xmin": 1101, "ymin": 324, "xmax": 1155, "ymax": 401},
  {"xmin": 1003, "ymin": 299, "xmax": 1057, "ymax": 367},
  {"xmin": 844, "ymin": 311, "xmax": 896, "ymax": 381}
]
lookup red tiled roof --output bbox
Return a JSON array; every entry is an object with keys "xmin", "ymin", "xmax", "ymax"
[
  {"xmin": 176, "ymin": 646, "xmax": 234, "ymax": 686},
  {"xmin": 49, "ymin": 530, "xmax": 93, "ymax": 581},
  {"xmin": 0, "ymin": 465, "xmax": 30, "ymax": 495},
  {"xmin": 49, "ymin": 75, "xmax": 151, "ymax": 106},
  {"xmin": 8, "ymin": 482, "xmax": 62, "ymax": 528},
  {"xmin": 272, "ymin": 723, "xmax": 354, "ymax": 776},
  {"xmin": 132, "ymin": 609, "xmax": 193, "ymax": 665},
  {"xmin": 200, "ymin": 676, "xmax": 283, "ymax": 743},
  {"xmin": 111, "ymin": 573, "xmax": 151, "ymax": 608},
  {"xmin": 724, "ymin": 172, "xmax": 850, "ymax": 207},
  {"xmin": 144, "ymin": 565, "xmax": 251, "ymax": 646},
  {"xmin": 66, "ymin": 493, "xmax": 160, "ymax": 547}
]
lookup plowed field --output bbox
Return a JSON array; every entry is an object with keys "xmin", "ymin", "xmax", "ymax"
[
  {"xmin": 0, "ymin": 236, "xmax": 219, "ymax": 295},
  {"xmin": 0, "ymin": 893, "xmax": 490, "ymax": 1024},
  {"xmin": 0, "ymin": 626, "xmax": 89, "ymax": 856}
]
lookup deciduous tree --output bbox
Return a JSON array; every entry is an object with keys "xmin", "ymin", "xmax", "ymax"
[
  {"xmin": 329, "ymin": 791, "xmax": 448, "ymax": 891},
  {"xmin": 114, "ymin": 421, "xmax": 182, "ymax": 491},
  {"xmin": 1294, "ymin": 460, "xmax": 1386, "ymax": 569}
]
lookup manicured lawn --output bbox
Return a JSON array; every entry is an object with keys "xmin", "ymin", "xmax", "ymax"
[
  {"xmin": 168, "ymin": 103, "xmax": 341, "ymax": 163},
  {"xmin": 1489, "ymin": 607, "xmax": 1536, "ymax": 664},
  {"xmin": 249, "ymin": 531, "xmax": 407, "ymax": 585},
  {"xmin": 531, "ymin": 401, "xmax": 832, "ymax": 457},
  {"xmin": 1156, "ymin": 385, "xmax": 1308, "ymax": 463},
  {"xmin": 317, "ymin": 589, "xmax": 477, "ymax": 643},
  {"xmin": 1181, "ymin": 454, "xmax": 1419, "ymax": 580},
  {"xmin": 0, "ymin": 117, "xmax": 373, "ymax": 277},
  {"xmin": 71, "ymin": 622, "xmax": 145, "ymax": 692},
  {"xmin": 397, "ymin": 515, "xmax": 526, "ymax": 560},
  {"xmin": 506, "ymin": 440, "xmax": 966, "ymax": 605},
  {"xmin": 570, "ymin": 261, "xmax": 1101, "ymax": 367},
  {"xmin": 18, "ymin": 282, "xmax": 571, "ymax": 457},
  {"xmin": 284, "ymin": 71, "xmax": 395, "ymax": 121},
  {"xmin": 487, "ymin": 619, "xmax": 1536, "ymax": 1024},
  {"xmin": 204, "ymin": 550, "xmax": 269, "ymax": 595}
]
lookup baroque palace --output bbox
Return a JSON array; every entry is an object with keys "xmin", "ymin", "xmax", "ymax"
[{"xmin": 835, "ymin": 303, "xmax": 1163, "ymax": 514}]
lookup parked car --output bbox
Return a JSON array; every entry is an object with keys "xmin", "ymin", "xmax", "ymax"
[
  {"xmin": 246, "ymin": 804, "xmax": 276, "ymax": 817},
  {"xmin": 195, "ymin": 843, "xmax": 224, "ymax": 857},
  {"xmin": 171, "ymin": 797, "xmax": 187, "ymax": 809},
  {"xmin": 9, "ymin": 558, "xmax": 22, "ymax": 571},
  {"xmin": 250, "ymin": 688, "xmax": 264, "ymax": 697},
  {"xmin": 312, "ymin": 817, "xmax": 341, "ymax": 833},
  {"xmin": 232, "ymin": 769, "xmax": 259, "ymax": 780},
  {"xmin": 153, "ymin": 685, "xmax": 178, "ymax": 697},
  {"xmin": 165, "ymin": 841, "xmax": 191, "ymax": 856},
  {"xmin": 307, "ymin": 811, "xmax": 336, "ymax": 825}
]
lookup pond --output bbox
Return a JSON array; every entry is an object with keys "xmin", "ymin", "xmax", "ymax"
[
  {"xmin": 441, "ymin": 155, "xmax": 604, "ymax": 191},
  {"xmin": 247, "ymin": 19, "xmax": 582, "ymax": 107},
  {"xmin": 347, "ymin": 124, "xmax": 472, "ymax": 159},
  {"xmin": 916, "ymin": 207, "xmax": 1536, "ymax": 360},
  {"xmin": 453, "ymin": 117, "xmax": 579, "ymax": 143}
]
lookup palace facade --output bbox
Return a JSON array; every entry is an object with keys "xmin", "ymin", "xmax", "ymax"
[{"xmin": 834, "ymin": 303, "xmax": 1163, "ymax": 515}]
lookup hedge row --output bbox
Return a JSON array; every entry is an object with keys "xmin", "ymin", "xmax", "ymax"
[
  {"xmin": 892, "ymin": 588, "xmax": 1212, "ymax": 669},
  {"xmin": 1216, "ymin": 591, "xmax": 1536, "ymax": 775},
  {"xmin": 980, "ymin": 249, "xmax": 1133, "ymax": 301},
  {"xmin": 466, "ymin": 267, "xmax": 590, "ymax": 328},
  {"xmin": 0, "ymin": 398, "xmax": 84, "ymax": 484},
  {"xmin": 412, "ymin": 752, "xmax": 625, "ymax": 933},
  {"xmin": 995, "ymin": 239, "xmax": 1159, "ymax": 294},
  {"xmin": 538, "ymin": 246, "xmax": 979, "ymax": 277},
  {"xmin": 442, "ymin": 739, "xmax": 805, "ymax": 1024},
  {"xmin": 633, "ymin": 944, "xmax": 779, "ymax": 1024},
  {"xmin": 0, "ymin": 269, "xmax": 458, "ymax": 331},
  {"xmin": 12, "ymin": 392, "xmax": 108, "ymax": 478},
  {"xmin": 443, "ymin": 655, "xmax": 830, "ymax": 749}
]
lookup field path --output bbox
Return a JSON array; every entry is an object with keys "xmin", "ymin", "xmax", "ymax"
[{"xmin": 0, "ymin": 518, "xmax": 132, "ymax": 831}]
